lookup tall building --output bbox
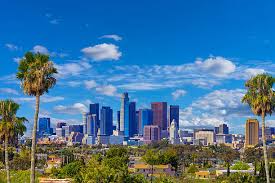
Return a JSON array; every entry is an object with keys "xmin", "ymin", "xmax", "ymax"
[
  {"xmin": 214, "ymin": 127, "xmax": 219, "ymax": 134},
  {"xmin": 169, "ymin": 119, "xmax": 179, "ymax": 144},
  {"xmin": 169, "ymin": 105, "xmax": 179, "ymax": 128},
  {"xmin": 82, "ymin": 112, "xmax": 87, "ymax": 134},
  {"xmin": 86, "ymin": 114, "xmax": 98, "ymax": 136},
  {"xmin": 117, "ymin": 111, "xmax": 120, "ymax": 131},
  {"xmin": 135, "ymin": 111, "xmax": 139, "ymax": 135},
  {"xmin": 143, "ymin": 125, "xmax": 160, "ymax": 143},
  {"xmin": 129, "ymin": 102, "xmax": 137, "ymax": 137},
  {"xmin": 100, "ymin": 106, "xmax": 113, "ymax": 136},
  {"xmin": 151, "ymin": 102, "xmax": 167, "ymax": 131},
  {"xmin": 69, "ymin": 125, "xmax": 83, "ymax": 134},
  {"xmin": 90, "ymin": 103, "xmax": 100, "ymax": 126},
  {"xmin": 38, "ymin": 117, "xmax": 52, "ymax": 136},
  {"xmin": 56, "ymin": 122, "xmax": 66, "ymax": 128},
  {"xmin": 194, "ymin": 129, "xmax": 215, "ymax": 146},
  {"xmin": 245, "ymin": 119, "xmax": 259, "ymax": 148},
  {"xmin": 138, "ymin": 109, "xmax": 153, "ymax": 135},
  {"xmin": 120, "ymin": 92, "xmax": 129, "ymax": 136},
  {"xmin": 219, "ymin": 124, "xmax": 229, "ymax": 134}
]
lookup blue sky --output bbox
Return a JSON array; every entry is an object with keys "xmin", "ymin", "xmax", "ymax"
[{"xmin": 1, "ymin": 0, "xmax": 275, "ymax": 135}]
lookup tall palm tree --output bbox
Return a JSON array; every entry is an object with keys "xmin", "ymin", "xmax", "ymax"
[
  {"xmin": 242, "ymin": 73, "xmax": 275, "ymax": 183},
  {"xmin": 0, "ymin": 100, "xmax": 27, "ymax": 183},
  {"xmin": 17, "ymin": 52, "xmax": 57, "ymax": 183}
]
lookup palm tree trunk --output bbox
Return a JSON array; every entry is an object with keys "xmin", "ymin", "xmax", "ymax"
[
  {"xmin": 30, "ymin": 95, "xmax": 40, "ymax": 183},
  {"xmin": 227, "ymin": 162, "xmax": 230, "ymax": 176},
  {"xmin": 262, "ymin": 114, "xmax": 270, "ymax": 183},
  {"xmin": 5, "ymin": 136, "xmax": 10, "ymax": 183}
]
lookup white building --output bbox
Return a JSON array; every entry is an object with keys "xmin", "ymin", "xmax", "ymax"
[
  {"xmin": 169, "ymin": 119, "xmax": 180, "ymax": 144},
  {"xmin": 194, "ymin": 129, "xmax": 215, "ymax": 146}
]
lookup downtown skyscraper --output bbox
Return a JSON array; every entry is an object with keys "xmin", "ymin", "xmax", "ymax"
[
  {"xmin": 151, "ymin": 102, "xmax": 167, "ymax": 131},
  {"xmin": 138, "ymin": 109, "xmax": 153, "ymax": 135},
  {"xmin": 129, "ymin": 102, "xmax": 138, "ymax": 137},
  {"xmin": 100, "ymin": 106, "xmax": 113, "ymax": 136},
  {"xmin": 169, "ymin": 105, "xmax": 179, "ymax": 128},
  {"xmin": 120, "ymin": 92, "xmax": 130, "ymax": 137}
]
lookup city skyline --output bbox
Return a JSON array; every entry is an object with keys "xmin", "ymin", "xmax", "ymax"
[{"xmin": 1, "ymin": 1, "xmax": 275, "ymax": 136}]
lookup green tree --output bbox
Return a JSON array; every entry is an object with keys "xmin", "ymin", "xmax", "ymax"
[
  {"xmin": 216, "ymin": 144, "xmax": 239, "ymax": 176},
  {"xmin": 243, "ymin": 146, "xmax": 263, "ymax": 175},
  {"xmin": 142, "ymin": 150, "xmax": 159, "ymax": 183},
  {"xmin": 231, "ymin": 161, "xmax": 250, "ymax": 170},
  {"xmin": 17, "ymin": 52, "xmax": 57, "ymax": 183},
  {"xmin": 0, "ymin": 100, "xmax": 27, "ymax": 183},
  {"xmin": 242, "ymin": 73, "xmax": 275, "ymax": 183}
]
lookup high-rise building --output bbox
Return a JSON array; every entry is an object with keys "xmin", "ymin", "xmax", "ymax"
[
  {"xmin": 259, "ymin": 127, "xmax": 272, "ymax": 141},
  {"xmin": 169, "ymin": 119, "xmax": 179, "ymax": 144},
  {"xmin": 86, "ymin": 114, "xmax": 98, "ymax": 136},
  {"xmin": 38, "ymin": 117, "xmax": 52, "ymax": 136},
  {"xmin": 56, "ymin": 122, "xmax": 66, "ymax": 128},
  {"xmin": 138, "ymin": 109, "xmax": 153, "ymax": 135},
  {"xmin": 194, "ymin": 129, "xmax": 215, "ymax": 146},
  {"xmin": 151, "ymin": 102, "xmax": 167, "ymax": 131},
  {"xmin": 100, "ymin": 106, "xmax": 113, "ymax": 136},
  {"xmin": 219, "ymin": 124, "xmax": 229, "ymax": 134},
  {"xmin": 135, "ymin": 111, "xmax": 139, "ymax": 135},
  {"xmin": 90, "ymin": 103, "xmax": 100, "ymax": 126},
  {"xmin": 169, "ymin": 105, "xmax": 179, "ymax": 128},
  {"xmin": 143, "ymin": 125, "xmax": 160, "ymax": 144},
  {"xmin": 214, "ymin": 127, "xmax": 219, "ymax": 134},
  {"xmin": 82, "ymin": 112, "xmax": 87, "ymax": 134},
  {"xmin": 56, "ymin": 128, "xmax": 65, "ymax": 137},
  {"xmin": 120, "ymin": 93, "xmax": 129, "ymax": 136},
  {"xmin": 117, "ymin": 111, "xmax": 120, "ymax": 131},
  {"xmin": 129, "ymin": 102, "xmax": 137, "ymax": 137},
  {"xmin": 69, "ymin": 125, "xmax": 83, "ymax": 134},
  {"xmin": 245, "ymin": 119, "xmax": 259, "ymax": 148}
]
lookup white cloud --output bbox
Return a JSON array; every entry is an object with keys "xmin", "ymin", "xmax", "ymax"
[
  {"xmin": 54, "ymin": 103, "xmax": 88, "ymax": 114},
  {"xmin": 172, "ymin": 89, "xmax": 186, "ymax": 100},
  {"xmin": 118, "ymin": 82, "xmax": 169, "ymax": 90},
  {"xmin": 179, "ymin": 89, "xmax": 250, "ymax": 128},
  {"xmin": 81, "ymin": 43, "xmax": 122, "ymax": 61},
  {"xmin": 55, "ymin": 61, "xmax": 92, "ymax": 78},
  {"xmin": 32, "ymin": 45, "xmax": 50, "ymax": 55},
  {"xmin": 13, "ymin": 57, "xmax": 22, "ymax": 64},
  {"xmin": 96, "ymin": 85, "xmax": 119, "ymax": 97},
  {"xmin": 5, "ymin": 43, "xmax": 20, "ymax": 51},
  {"xmin": 0, "ymin": 88, "xmax": 19, "ymax": 95},
  {"xmin": 13, "ymin": 95, "xmax": 64, "ymax": 103},
  {"xmin": 195, "ymin": 56, "xmax": 236, "ymax": 77},
  {"xmin": 241, "ymin": 68, "xmax": 265, "ymax": 79},
  {"xmin": 84, "ymin": 80, "xmax": 97, "ymax": 89},
  {"xmin": 99, "ymin": 34, "xmax": 122, "ymax": 41},
  {"xmin": 49, "ymin": 19, "xmax": 61, "ymax": 25}
]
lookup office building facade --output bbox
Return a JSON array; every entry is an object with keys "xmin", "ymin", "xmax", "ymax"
[
  {"xmin": 151, "ymin": 102, "xmax": 167, "ymax": 130},
  {"xmin": 138, "ymin": 109, "xmax": 153, "ymax": 135},
  {"xmin": 245, "ymin": 119, "xmax": 259, "ymax": 148},
  {"xmin": 169, "ymin": 105, "xmax": 179, "ymax": 128}
]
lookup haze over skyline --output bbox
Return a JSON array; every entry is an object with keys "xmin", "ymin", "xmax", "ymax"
[{"xmin": 1, "ymin": 1, "xmax": 275, "ymax": 135}]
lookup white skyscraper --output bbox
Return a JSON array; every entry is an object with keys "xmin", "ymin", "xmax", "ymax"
[{"xmin": 169, "ymin": 119, "xmax": 180, "ymax": 144}]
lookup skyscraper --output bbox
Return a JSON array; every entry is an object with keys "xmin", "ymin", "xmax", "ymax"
[
  {"xmin": 90, "ymin": 103, "xmax": 100, "ymax": 126},
  {"xmin": 169, "ymin": 119, "xmax": 180, "ymax": 144},
  {"xmin": 38, "ymin": 117, "xmax": 52, "ymax": 136},
  {"xmin": 143, "ymin": 125, "xmax": 160, "ymax": 144},
  {"xmin": 219, "ymin": 124, "xmax": 229, "ymax": 134},
  {"xmin": 151, "ymin": 102, "xmax": 167, "ymax": 130},
  {"xmin": 169, "ymin": 105, "xmax": 179, "ymax": 128},
  {"xmin": 120, "ymin": 92, "xmax": 129, "ymax": 136},
  {"xmin": 56, "ymin": 122, "xmax": 66, "ymax": 128},
  {"xmin": 117, "ymin": 111, "xmax": 120, "ymax": 131},
  {"xmin": 245, "ymin": 119, "xmax": 259, "ymax": 148},
  {"xmin": 86, "ymin": 114, "xmax": 98, "ymax": 136},
  {"xmin": 129, "ymin": 102, "xmax": 137, "ymax": 137},
  {"xmin": 138, "ymin": 109, "xmax": 153, "ymax": 135},
  {"xmin": 100, "ymin": 106, "xmax": 113, "ymax": 136}
]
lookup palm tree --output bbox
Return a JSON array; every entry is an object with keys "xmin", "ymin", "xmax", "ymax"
[
  {"xmin": 0, "ymin": 100, "xmax": 27, "ymax": 183},
  {"xmin": 242, "ymin": 73, "xmax": 275, "ymax": 183},
  {"xmin": 17, "ymin": 52, "xmax": 57, "ymax": 183}
]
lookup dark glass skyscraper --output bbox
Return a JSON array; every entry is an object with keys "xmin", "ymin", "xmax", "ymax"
[
  {"xmin": 117, "ymin": 111, "xmax": 120, "ymax": 131},
  {"xmin": 151, "ymin": 102, "xmax": 167, "ymax": 130},
  {"xmin": 138, "ymin": 109, "xmax": 153, "ymax": 135},
  {"xmin": 219, "ymin": 124, "xmax": 229, "ymax": 134},
  {"xmin": 169, "ymin": 105, "xmax": 179, "ymax": 128},
  {"xmin": 90, "ymin": 103, "xmax": 100, "ymax": 126},
  {"xmin": 38, "ymin": 117, "xmax": 52, "ymax": 136},
  {"xmin": 100, "ymin": 106, "xmax": 113, "ymax": 136},
  {"xmin": 120, "ymin": 93, "xmax": 129, "ymax": 137},
  {"xmin": 129, "ymin": 102, "xmax": 137, "ymax": 137}
]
